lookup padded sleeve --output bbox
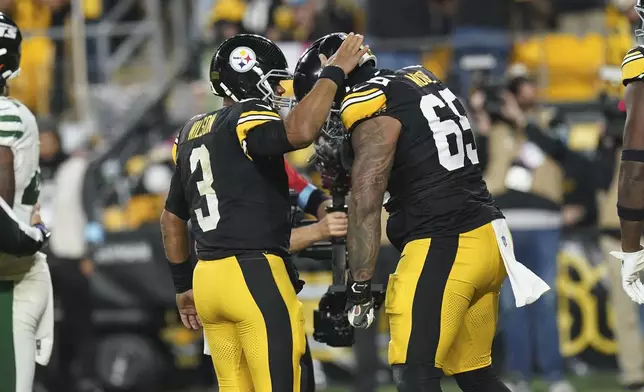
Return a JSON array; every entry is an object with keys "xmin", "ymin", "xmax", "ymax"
[
  {"xmin": 339, "ymin": 83, "xmax": 388, "ymax": 132},
  {"xmin": 235, "ymin": 100, "xmax": 292, "ymax": 158},
  {"xmin": 622, "ymin": 46, "xmax": 644, "ymax": 86}
]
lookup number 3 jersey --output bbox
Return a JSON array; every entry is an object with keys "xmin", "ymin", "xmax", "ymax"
[
  {"xmin": 0, "ymin": 96, "xmax": 42, "ymax": 278},
  {"xmin": 166, "ymin": 99, "xmax": 294, "ymax": 260},
  {"xmin": 340, "ymin": 66, "xmax": 503, "ymax": 250}
]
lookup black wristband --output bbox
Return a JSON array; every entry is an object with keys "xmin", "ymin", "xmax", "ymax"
[
  {"xmin": 319, "ymin": 66, "xmax": 346, "ymax": 88},
  {"xmin": 169, "ymin": 259, "xmax": 194, "ymax": 293},
  {"xmin": 347, "ymin": 274, "xmax": 372, "ymax": 302}
]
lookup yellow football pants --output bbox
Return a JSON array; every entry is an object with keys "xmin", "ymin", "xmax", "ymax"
[
  {"xmin": 386, "ymin": 222, "xmax": 507, "ymax": 376},
  {"xmin": 194, "ymin": 253, "xmax": 306, "ymax": 392}
]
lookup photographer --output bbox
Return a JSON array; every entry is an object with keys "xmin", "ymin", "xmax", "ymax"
[
  {"xmin": 474, "ymin": 75, "xmax": 576, "ymax": 391},
  {"xmin": 286, "ymin": 161, "xmax": 348, "ymax": 253}
]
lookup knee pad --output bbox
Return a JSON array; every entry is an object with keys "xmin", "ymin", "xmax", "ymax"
[
  {"xmin": 453, "ymin": 365, "xmax": 511, "ymax": 392},
  {"xmin": 392, "ymin": 364, "xmax": 443, "ymax": 392}
]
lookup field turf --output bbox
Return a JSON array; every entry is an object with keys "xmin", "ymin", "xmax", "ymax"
[{"xmin": 325, "ymin": 373, "xmax": 625, "ymax": 392}]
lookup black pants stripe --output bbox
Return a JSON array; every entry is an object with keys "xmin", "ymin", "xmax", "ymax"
[
  {"xmin": 238, "ymin": 254, "xmax": 295, "ymax": 390},
  {"xmin": 407, "ymin": 236, "xmax": 459, "ymax": 364}
]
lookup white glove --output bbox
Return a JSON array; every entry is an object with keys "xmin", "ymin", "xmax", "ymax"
[{"xmin": 610, "ymin": 248, "xmax": 644, "ymax": 304}]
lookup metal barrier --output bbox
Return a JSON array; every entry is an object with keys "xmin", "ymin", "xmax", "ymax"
[{"xmin": 17, "ymin": 0, "xmax": 191, "ymax": 141}]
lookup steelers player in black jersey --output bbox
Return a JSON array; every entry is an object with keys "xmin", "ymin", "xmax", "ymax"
[
  {"xmin": 610, "ymin": 0, "xmax": 644, "ymax": 304},
  {"xmin": 293, "ymin": 34, "xmax": 549, "ymax": 392},
  {"xmin": 160, "ymin": 33, "xmax": 368, "ymax": 392}
]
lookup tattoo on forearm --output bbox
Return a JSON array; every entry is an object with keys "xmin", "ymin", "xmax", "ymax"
[
  {"xmin": 348, "ymin": 117, "xmax": 399, "ymax": 281},
  {"xmin": 0, "ymin": 146, "xmax": 14, "ymax": 207}
]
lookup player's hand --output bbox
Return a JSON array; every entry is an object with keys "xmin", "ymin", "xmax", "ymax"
[
  {"xmin": 610, "ymin": 248, "xmax": 644, "ymax": 304},
  {"xmin": 345, "ymin": 275, "xmax": 375, "ymax": 329},
  {"xmin": 30, "ymin": 204, "xmax": 43, "ymax": 225},
  {"xmin": 176, "ymin": 289, "xmax": 202, "ymax": 330},
  {"xmin": 319, "ymin": 211, "xmax": 348, "ymax": 239},
  {"xmin": 79, "ymin": 258, "xmax": 95, "ymax": 277},
  {"xmin": 321, "ymin": 33, "xmax": 369, "ymax": 77}
]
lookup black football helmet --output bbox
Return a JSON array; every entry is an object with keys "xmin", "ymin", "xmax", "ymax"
[
  {"xmin": 0, "ymin": 13, "xmax": 21, "ymax": 85},
  {"xmin": 294, "ymin": 33, "xmax": 376, "ymax": 176},
  {"xmin": 293, "ymin": 33, "xmax": 376, "ymax": 107},
  {"xmin": 636, "ymin": 0, "xmax": 644, "ymax": 44},
  {"xmin": 209, "ymin": 34, "xmax": 292, "ymax": 108}
]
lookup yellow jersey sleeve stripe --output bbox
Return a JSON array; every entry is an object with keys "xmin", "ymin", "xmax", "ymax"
[
  {"xmin": 239, "ymin": 110, "xmax": 281, "ymax": 120},
  {"xmin": 344, "ymin": 87, "xmax": 381, "ymax": 102},
  {"xmin": 623, "ymin": 52, "xmax": 644, "ymax": 67},
  {"xmin": 235, "ymin": 119, "xmax": 274, "ymax": 159},
  {"xmin": 340, "ymin": 93, "xmax": 387, "ymax": 131},
  {"xmin": 238, "ymin": 115, "xmax": 281, "ymax": 126},
  {"xmin": 340, "ymin": 89, "xmax": 385, "ymax": 113},
  {"xmin": 622, "ymin": 57, "xmax": 644, "ymax": 84},
  {"xmin": 172, "ymin": 143, "xmax": 178, "ymax": 165},
  {"xmin": 624, "ymin": 51, "xmax": 642, "ymax": 61}
]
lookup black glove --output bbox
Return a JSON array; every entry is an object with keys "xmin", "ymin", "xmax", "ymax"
[{"xmin": 345, "ymin": 274, "xmax": 375, "ymax": 329}]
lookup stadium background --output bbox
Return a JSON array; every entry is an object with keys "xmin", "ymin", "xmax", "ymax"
[{"xmin": 13, "ymin": 0, "xmax": 644, "ymax": 391}]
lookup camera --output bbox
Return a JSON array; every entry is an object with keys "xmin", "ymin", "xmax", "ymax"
[{"xmin": 481, "ymin": 80, "xmax": 507, "ymax": 123}]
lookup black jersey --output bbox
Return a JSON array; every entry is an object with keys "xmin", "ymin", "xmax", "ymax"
[
  {"xmin": 339, "ymin": 66, "xmax": 503, "ymax": 250},
  {"xmin": 165, "ymin": 99, "xmax": 296, "ymax": 260}
]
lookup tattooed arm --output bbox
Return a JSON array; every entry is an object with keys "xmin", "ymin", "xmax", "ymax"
[
  {"xmin": 618, "ymin": 82, "xmax": 644, "ymax": 252},
  {"xmin": 347, "ymin": 116, "xmax": 401, "ymax": 281},
  {"xmin": 0, "ymin": 147, "xmax": 14, "ymax": 207}
]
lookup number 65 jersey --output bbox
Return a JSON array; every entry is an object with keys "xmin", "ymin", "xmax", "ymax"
[{"xmin": 339, "ymin": 66, "xmax": 503, "ymax": 250}]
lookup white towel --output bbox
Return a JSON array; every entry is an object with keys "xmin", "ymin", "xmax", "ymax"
[
  {"xmin": 204, "ymin": 330, "xmax": 211, "ymax": 356},
  {"xmin": 491, "ymin": 219, "xmax": 551, "ymax": 307}
]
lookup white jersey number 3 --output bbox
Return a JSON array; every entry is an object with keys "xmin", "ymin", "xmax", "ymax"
[
  {"xmin": 190, "ymin": 145, "xmax": 220, "ymax": 232},
  {"xmin": 420, "ymin": 89, "xmax": 479, "ymax": 171}
]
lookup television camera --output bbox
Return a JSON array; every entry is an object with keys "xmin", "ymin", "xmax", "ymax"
[{"xmin": 307, "ymin": 115, "xmax": 385, "ymax": 347}]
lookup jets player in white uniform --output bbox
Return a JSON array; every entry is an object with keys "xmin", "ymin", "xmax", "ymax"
[{"xmin": 0, "ymin": 13, "xmax": 54, "ymax": 392}]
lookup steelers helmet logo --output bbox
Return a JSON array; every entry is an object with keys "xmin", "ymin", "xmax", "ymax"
[{"xmin": 229, "ymin": 46, "xmax": 257, "ymax": 73}]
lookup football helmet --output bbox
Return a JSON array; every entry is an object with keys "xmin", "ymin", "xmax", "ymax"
[
  {"xmin": 293, "ymin": 33, "xmax": 376, "ymax": 108},
  {"xmin": 209, "ymin": 34, "xmax": 292, "ymax": 108},
  {"xmin": 636, "ymin": 0, "xmax": 644, "ymax": 44},
  {"xmin": 0, "ymin": 13, "xmax": 21, "ymax": 85},
  {"xmin": 294, "ymin": 33, "xmax": 375, "ymax": 172}
]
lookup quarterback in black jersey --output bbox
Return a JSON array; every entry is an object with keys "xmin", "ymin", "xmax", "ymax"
[
  {"xmin": 161, "ymin": 33, "xmax": 368, "ymax": 391},
  {"xmin": 293, "ymin": 34, "xmax": 549, "ymax": 392}
]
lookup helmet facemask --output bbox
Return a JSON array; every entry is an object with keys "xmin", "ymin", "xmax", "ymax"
[
  {"xmin": 255, "ymin": 67, "xmax": 295, "ymax": 110},
  {"xmin": 311, "ymin": 111, "xmax": 352, "ymax": 185},
  {"xmin": 636, "ymin": 2, "xmax": 644, "ymax": 44}
]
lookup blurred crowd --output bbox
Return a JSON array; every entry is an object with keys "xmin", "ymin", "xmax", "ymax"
[{"xmin": 24, "ymin": 0, "xmax": 644, "ymax": 392}]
